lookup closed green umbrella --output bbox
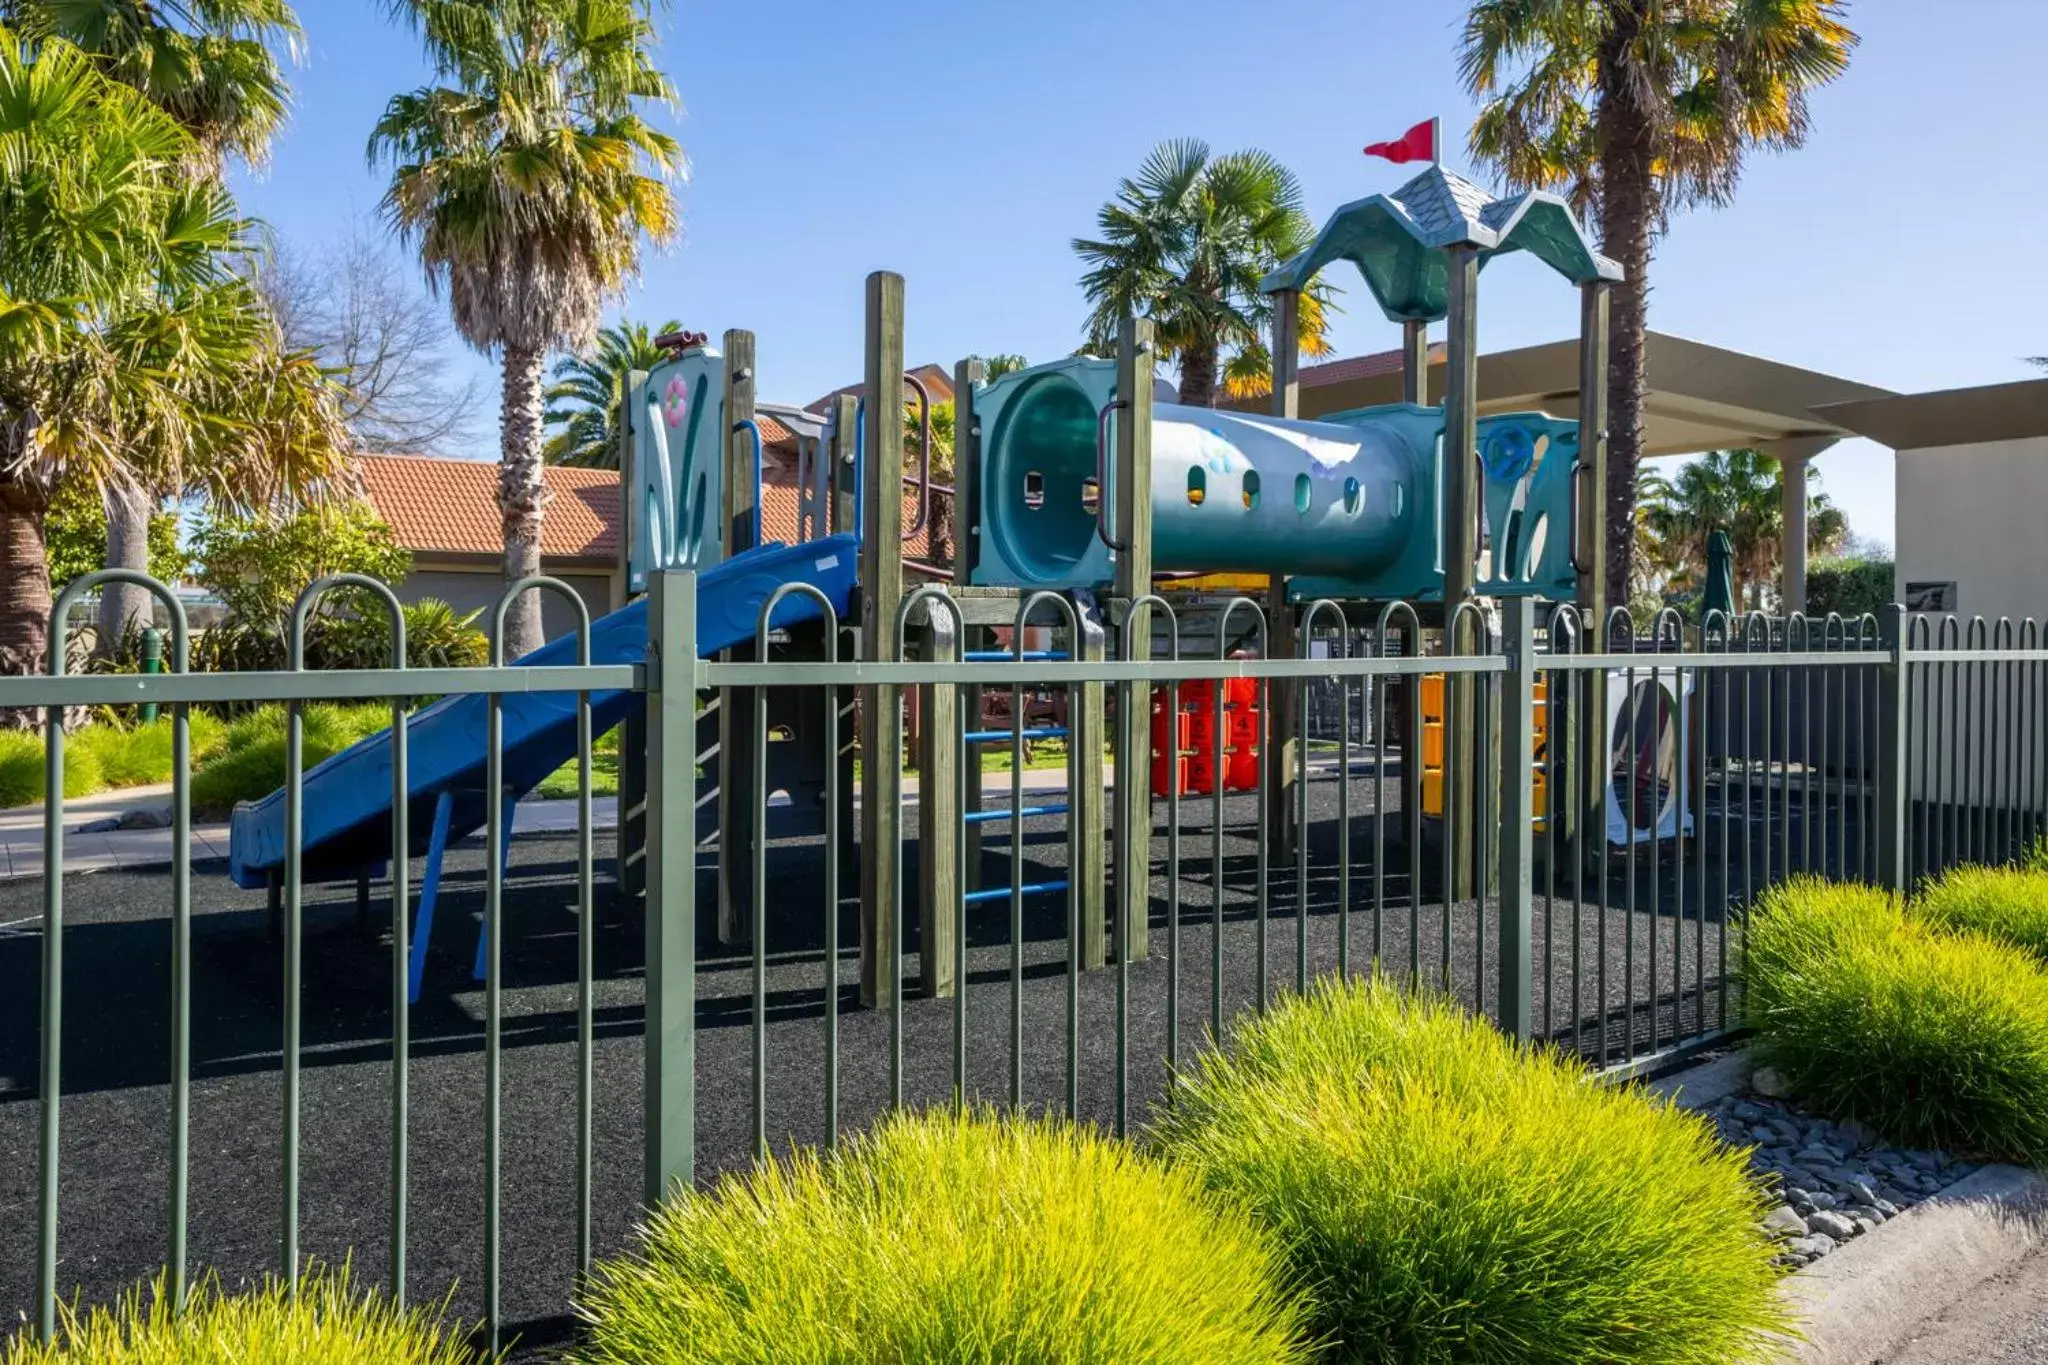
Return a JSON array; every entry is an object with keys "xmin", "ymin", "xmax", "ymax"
[{"xmin": 1703, "ymin": 530, "xmax": 1736, "ymax": 620}]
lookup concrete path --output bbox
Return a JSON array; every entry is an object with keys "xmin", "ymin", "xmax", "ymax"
[{"xmin": 1881, "ymin": 1247, "xmax": 2048, "ymax": 1364}]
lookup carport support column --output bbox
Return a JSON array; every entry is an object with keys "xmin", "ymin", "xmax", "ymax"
[
  {"xmin": 718, "ymin": 331, "xmax": 759, "ymax": 947},
  {"xmin": 858, "ymin": 273, "xmax": 907, "ymax": 1009},
  {"xmin": 1265, "ymin": 288, "xmax": 1301, "ymax": 865},
  {"xmin": 1782, "ymin": 451, "xmax": 1807, "ymax": 615}
]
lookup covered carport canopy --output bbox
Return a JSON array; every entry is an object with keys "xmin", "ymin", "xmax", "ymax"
[{"xmin": 1240, "ymin": 330, "xmax": 1895, "ymax": 610}]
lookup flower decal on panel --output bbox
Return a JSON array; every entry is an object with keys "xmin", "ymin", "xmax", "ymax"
[{"xmin": 663, "ymin": 376, "xmax": 690, "ymax": 428}]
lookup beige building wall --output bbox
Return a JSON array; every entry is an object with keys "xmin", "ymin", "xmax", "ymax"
[
  {"xmin": 1897, "ymin": 436, "xmax": 2048, "ymax": 625},
  {"xmin": 401, "ymin": 563, "xmax": 620, "ymax": 643}
]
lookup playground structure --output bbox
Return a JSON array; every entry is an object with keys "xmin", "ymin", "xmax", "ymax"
[{"xmin": 224, "ymin": 158, "xmax": 1623, "ymax": 1004}]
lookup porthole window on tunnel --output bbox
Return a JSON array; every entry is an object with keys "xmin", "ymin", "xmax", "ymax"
[
  {"xmin": 1293, "ymin": 474, "xmax": 1311, "ymax": 515},
  {"xmin": 1187, "ymin": 467, "xmax": 1206, "ymax": 506},
  {"xmin": 1242, "ymin": 470, "xmax": 1260, "ymax": 511},
  {"xmin": 1023, "ymin": 470, "xmax": 1045, "ymax": 509},
  {"xmin": 1343, "ymin": 477, "xmax": 1361, "ymax": 514},
  {"xmin": 1081, "ymin": 477, "xmax": 1100, "ymax": 514}
]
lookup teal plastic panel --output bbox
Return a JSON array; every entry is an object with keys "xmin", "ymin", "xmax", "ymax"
[{"xmin": 626, "ymin": 347, "xmax": 726, "ymax": 594}]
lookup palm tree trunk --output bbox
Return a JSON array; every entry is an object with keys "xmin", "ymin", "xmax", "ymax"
[
  {"xmin": 98, "ymin": 479, "xmax": 157, "ymax": 653},
  {"xmin": 0, "ymin": 476, "xmax": 53, "ymax": 679},
  {"xmin": 499, "ymin": 341, "xmax": 549, "ymax": 659},
  {"xmin": 1178, "ymin": 342, "xmax": 1221, "ymax": 408},
  {"xmin": 1597, "ymin": 5, "xmax": 1658, "ymax": 615}
]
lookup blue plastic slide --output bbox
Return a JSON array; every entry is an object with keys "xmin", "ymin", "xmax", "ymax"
[{"xmin": 227, "ymin": 534, "xmax": 859, "ymax": 897}]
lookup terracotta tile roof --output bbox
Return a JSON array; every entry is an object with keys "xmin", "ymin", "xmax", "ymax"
[
  {"xmin": 357, "ymin": 454, "xmax": 620, "ymax": 561},
  {"xmin": 754, "ymin": 413, "xmax": 798, "ymax": 448},
  {"xmin": 755, "ymin": 466, "xmax": 940, "ymax": 560},
  {"xmin": 1299, "ymin": 343, "xmax": 1445, "ymax": 389}
]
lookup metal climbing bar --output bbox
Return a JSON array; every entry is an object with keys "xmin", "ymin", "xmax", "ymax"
[
  {"xmin": 964, "ymin": 726, "xmax": 1068, "ymax": 742},
  {"xmin": 963, "ymin": 803, "xmax": 1070, "ymax": 824},
  {"xmin": 962, "ymin": 650, "xmax": 1069, "ymax": 661},
  {"xmin": 963, "ymin": 879, "xmax": 1070, "ymax": 906}
]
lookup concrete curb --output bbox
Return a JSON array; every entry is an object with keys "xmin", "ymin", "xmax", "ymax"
[
  {"xmin": 1647, "ymin": 1049, "xmax": 2048, "ymax": 1363},
  {"xmin": 1777, "ymin": 1163, "xmax": 2048, "ymax": 1362}
]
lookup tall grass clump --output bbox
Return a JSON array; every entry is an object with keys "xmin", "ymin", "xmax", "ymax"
[
  {"xmin": 0, "ymin": 730, "xmax": 101, "ymax": 808},
  {"xmin": 1917, "ymin": 864, "xmax": 2048, "ymax": 962},
  {"xmin": 1150, "ymin": 977, "xmax": 1786, "ymax": 1365},
  {"xmin": 1748, "ymin": 877, "xmax": 2048, "ymax": 1161},
  {"xmin": 70, "ymin": 714, "xmax": 229, "ymax": 790},
  {"xmin": 0, "ymin": 1264, "xmax": 485, "ymax": 1363},
  {"xmin": 573, "ymin": 1107, "xmax": 1308, "ymax": 1364},
  {"xmin": 191, "ymin": 703, "xmax": 395, "ymax": 817}
]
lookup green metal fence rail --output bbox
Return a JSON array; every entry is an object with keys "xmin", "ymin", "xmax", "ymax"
[{"xmin": 10, "ymin": 570, "xmax": 2048, "ymax": 1351}]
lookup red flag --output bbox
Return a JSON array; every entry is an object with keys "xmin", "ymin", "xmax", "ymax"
[{"xmin": 1364, "ymin": 118, "xmax": 1437, "ymax": 165}]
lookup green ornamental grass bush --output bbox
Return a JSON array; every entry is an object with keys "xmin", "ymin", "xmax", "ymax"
[
  {"xmin": 1747, "ymin": 877, "xmax": 2048, "ymax": 1161},
  {"xmin": 1150, "ymin": 978, "xmax": 1787, "ymax": 1365},
  {"xmin": 0, "ymin": 1265, "xmax": 484, "ymax": 1364},
  {"xmin": 573, "ymin": 1107, "xmax": 1308, "ymax": 1364},
  {"xmin": 0, "ymin": 730, "xmax": 101, "ymax": 808},
  {"xmin": 70, "ymin": 714, "xmax": 229, "ymax": 790},
  {"xmin": 1917, "ymin": 864, "xmax": 2048, "ymax": 961},
  {"xmin": 191, "ymin": 703, "xmax": 395, "ymax": 817}
]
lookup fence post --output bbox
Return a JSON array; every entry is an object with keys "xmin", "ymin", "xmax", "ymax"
[
  {"xmin": 1498, "ymin": 596, "xmax": 1537, "ymax": 1041},
  {"xmin": 1877, "ymin": 604, "xmax": 1911, "ymax": 894},
  {"xmin": 644, "ymin": 568, "xmax": 699, "ymax": 1204}
]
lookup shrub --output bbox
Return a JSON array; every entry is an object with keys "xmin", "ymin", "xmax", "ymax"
[
  {"xmin": 0, "ymin": 731, "xmax": 103, "ymax": 808},
  {"xmin": 1805, "ymin": 556, "xmax": 1893, "ymax": 620},
  {"xmin": 1918, "ymin": 865, "xmax": 2048, "ymax": 962},
  {"xmin": 69, "ymin": 714, "xmax": 229, "ymax": 790},
  {"xmin": 1150, "ymin": 978, "xmax": 1786, "ymax": 1365},
  {"xmin": 573, "ymin": 1107, "xmax": 1307, "ymax": 1365},
  {"xmin": 191, "ymin": 703, "xmax": 396, "ymax": 817},
  {"xmin": 1748, "ymin": 877, "xmax": 2048, "ymax": 1161},
  {"xmin": 0, "ymin": 1264, "xmax": 483, "ymax": 1363}
]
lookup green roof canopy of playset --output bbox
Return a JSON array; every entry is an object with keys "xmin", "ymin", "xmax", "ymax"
[{"xmin": 1261, "ymin": 164, "xmax": 1620, "ymax": 321}]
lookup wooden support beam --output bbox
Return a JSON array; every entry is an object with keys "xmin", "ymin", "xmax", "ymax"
[
  {"xmin": 916, "ymin": 610, "xmax": 960, "ymax": 996},
  {"xmin": 1112, "ymin": 318, "xmax": 1155, "ymax": 963},
  {"xmin": 828, "ymin": 394, "xmax": 860, "ymax": 900},
  {"xmin": 717, "ymin": 330, "xmax": 758, "ymax": 948},
  {"xmin": 1576, "ymin": 280, "xmax": 1612, "ymax": 864},
  {"xmin": 1266, "ymin": 290, "xmax": 1301, "ymax": 863},
  {"xmin": 1442, "ymin": 247, "xmax": 1482, "ymax": 900},
  {"xmin": 1401, "ymin": 318, "xmax": 1429, "ymax": 407},
  {"xmin": 1076, "ymin": 599, "xmax": 1109, "ymax": 970},
  {"xmin": 953, "ymin": 360, "xmax": 986, "ymax": 908},
  {"xmin": 858, "ymin": 274, "xmax": 907, "ymax": 1009}
]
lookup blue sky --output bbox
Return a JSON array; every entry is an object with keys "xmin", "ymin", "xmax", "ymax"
[{"xmin": 232, "ymin": 0, "xmax": 2048, "ymax": 550}]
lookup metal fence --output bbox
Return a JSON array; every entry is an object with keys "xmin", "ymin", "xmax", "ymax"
[{"xmin": 5, "ymin": 569, "xmax": 2045, "ymax": 1353}]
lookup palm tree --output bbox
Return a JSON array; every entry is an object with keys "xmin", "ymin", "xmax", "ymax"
[
  {"xmin": 1460, "ymin": 0, "xmax": 1856, "ymax": 610},
  {"xmin": 1075, "ymin": 139, "xmax": 1333, "ymax": 407},
  {"xmin": 544, "ymin": 318, "xmax": 679, "ymax": 467},
  {"xmin": 0, "ymin": 27, "xmax": 346, "ymax": 676},
  {"xmin": 1640, "ymin": 448, "xmax": 1848, "ymax": 612},
  {"xmin": 1, "ymin": 0, "xmax": 301, "ymax": 173},
  {"xmin": 370, "ymin": 0, "xmax": 682, "ymax": 659},
  {"xmin": 5, "ymin": 1, "xmax": 306, "ymax": 642}
]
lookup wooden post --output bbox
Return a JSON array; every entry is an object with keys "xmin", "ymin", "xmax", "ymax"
[
  {"xmin": 858, "ymin": 274, "xmax": 907, "ymax": 1008},
  {"xmin": 1401, "ymin": 317, "xmax": 1429, "ymax": 406},
  {"xmin": 1112, "ymin": 318, "xmax": 1155, "ymax": 963},
  {"xmin": 1266, "ymin": 290, "xmax": 1301, "ymax": 863},
  {"xmin": 1443, "ymin": 247, "xmax": 1482, "ymax": 899},
  {"xmin": 618, "ymin": 369, "xmax": 648, "ymax": 904},
  {"xmin": 828, "ymin": 394, "xmax": 860, "ymax": 897},
  {"xmin": 717, "ymin": 330, "xmax": 758, "ymax": 947},
  {"xmin": 916, "ymin": 602, "xmax": 960, "ymax": 996},
  {"xmin": 953, "ymin": 359, "xmax": 986, "ymax": 907},
  {"xmin": 1076, "ymin": 600, "xmax": 1110, "ymax": 970},
  {"xmin": 1576, "ymin": 281, "xmax": 1612, "ymax": 863}
]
